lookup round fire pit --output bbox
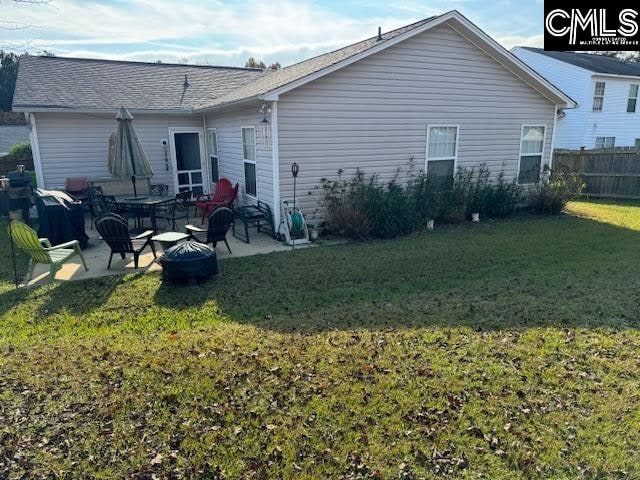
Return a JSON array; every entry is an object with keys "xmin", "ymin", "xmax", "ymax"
[{"xmin": 159, "ymin": 241, "xmax": 217, "ymax": 283}]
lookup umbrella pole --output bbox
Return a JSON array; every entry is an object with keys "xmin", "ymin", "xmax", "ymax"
[
  {"xmin": 132, "ymin": 175, "xmax": 137, "ymax": 198},
  {"xmin": 8, "ymin": 221, "xmax": 18, "ymax": 289}
]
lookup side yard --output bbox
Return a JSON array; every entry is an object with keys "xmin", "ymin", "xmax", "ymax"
[{"xmin": 0, "ymin": 200, "xmax": 639, "ymax": 478}]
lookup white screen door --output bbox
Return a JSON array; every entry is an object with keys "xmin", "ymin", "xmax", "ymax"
[{"xmin": 172, "ymin": 131, "xmax": 205, "ymax": 197}]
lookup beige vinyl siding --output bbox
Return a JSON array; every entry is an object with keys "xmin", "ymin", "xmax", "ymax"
[
  {"xmin": 277, "ymin": 24, "xmax": 556, "ymax": 220},
  {"xmin": 34, "ymin": 112, "xmax": 202, "ymax": 194},
  {"xmin": 205, "ymin": 103, "xmax": 273, "ymax": 208}
]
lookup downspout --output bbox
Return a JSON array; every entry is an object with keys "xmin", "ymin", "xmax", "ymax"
[
  {"xmin": 28, "ymin": 113, "xmax": 45, "ymax": 188},
  {"xmin": 202, "ymin": 114, "xmax": 210, "ymax": 193},
  {"xmin": 270, "ymin": 101, "xmax": 281, "ymax": 229},
  {"xmin": 550, "ymin": 104, "xmax": 559, "ymax": 169}
]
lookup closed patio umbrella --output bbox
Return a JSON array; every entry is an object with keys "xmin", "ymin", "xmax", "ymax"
[{"xmin": 109, "ymin": 106, "xmax": 153, "ymax": 197}]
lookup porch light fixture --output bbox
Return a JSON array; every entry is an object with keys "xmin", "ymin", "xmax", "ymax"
[{"xmin": 260, "ymin": 103, "xmax": 271, "ymax": 123}]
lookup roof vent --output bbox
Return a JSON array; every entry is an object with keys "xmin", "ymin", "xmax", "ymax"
[{"xmin": 377, "ymin": 26, "xmax": 383, "ymax": 41}]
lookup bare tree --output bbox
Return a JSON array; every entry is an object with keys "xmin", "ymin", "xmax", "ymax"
[{"xmin": 0, "ymin": 0, "xmax": 53, "ymax": 49}]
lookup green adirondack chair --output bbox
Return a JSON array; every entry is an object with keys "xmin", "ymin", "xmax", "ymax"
[{"xmin": 8, "ymin": 221, "xmax": 88, "ymax": 282}]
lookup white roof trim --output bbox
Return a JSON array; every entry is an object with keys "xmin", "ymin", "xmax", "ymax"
[
  {"xmin": 260, "ymin": 10, "xmax": 576, "ymax": 108},
  {"xmin": 591, "ymin": 72, "xmax": 640, "ymax": 81}
]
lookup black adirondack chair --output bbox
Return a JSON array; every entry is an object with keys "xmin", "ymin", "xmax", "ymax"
[
  {"xmin": 96, "ymin": 213, "xmax": 156, "ymax": 269},
  {"xmin": 185, "ymin": 206, "xmax": 234, "ymax": 253}
]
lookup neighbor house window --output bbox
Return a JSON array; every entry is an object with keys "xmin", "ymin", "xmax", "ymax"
[
  {"xmin": 518, "ymin": 126, "xmax": 545, "ymax": 184},
  {"xmin": 595, "ymin": 136, "xmax": 615, "ymax": 149},
  {"xmin": 426, "ymin": 125, "xmax": 458, "ymax": 189},
  {"xmin": 593, "ymin": 81, "xmax": 605, "ymax": 111},
  {"xmin": 242, "ymin": 127, "xmax": 257, "ymax": 196},
  {"xmin": 628, "ymin": 84, "xmax": 639, "ymax": 112},
  {"xmin": 208, "ymin": 129, "xmax": 219, "ymax": 183}
]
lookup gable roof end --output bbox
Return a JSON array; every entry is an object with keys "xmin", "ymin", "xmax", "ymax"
[{"xmin": 196, "ymin": 10, "xmax": 576, "ymax": 112}]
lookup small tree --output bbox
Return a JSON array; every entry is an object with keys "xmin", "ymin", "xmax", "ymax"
[
  {"xmin": 0, "ymin": 51, "xmax": 19, "ymax": 111},
  {"xmin": 245, "ymin": 57, "xmax": 266, "ymax": 69}
]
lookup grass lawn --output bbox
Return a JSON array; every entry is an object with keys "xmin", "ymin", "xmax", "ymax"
[{"xmin": 1, "ymin": 200, "xmax": 639, "ymax": 479}]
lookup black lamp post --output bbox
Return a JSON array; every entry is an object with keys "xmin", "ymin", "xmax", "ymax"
[{"xmin": 291, "ymin": 163, "xmax": 299, "ymax": 250}]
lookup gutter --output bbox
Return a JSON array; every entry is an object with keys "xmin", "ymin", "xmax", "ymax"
[{"xmin": 12, "ymin": 106, "xmax": 195, "ymax": 115}]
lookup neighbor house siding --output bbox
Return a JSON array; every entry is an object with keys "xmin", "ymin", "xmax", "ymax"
[
  {"xmin": 583, "ymin": 75, "xmax": 640, "ymax": 148},
  {"xmin": 512, "ymin": 48, "xmax": 640, "ymax": 149},
  {"xmin": 33, "ymin": 112, "xmax": 202, "ymax": 193},
  {"xmin": 205, "ymin": 103, "xmax": 274, "ymax": 209},
  {"xmin": 277, "ymin": 24, "xmax": 556, "ymax": 221},
  {"xmin": 512, "ymin": 47, "xmax": 591, "ymax": 149}
]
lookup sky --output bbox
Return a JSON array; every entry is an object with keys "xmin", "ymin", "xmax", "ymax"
[{"xmin": 0, "ymin": 0, "xmax": 545, "ymax": 67}]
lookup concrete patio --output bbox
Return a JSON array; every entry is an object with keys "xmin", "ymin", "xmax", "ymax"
[{"xmin": 23, "ymin": 215, "xmax": 309, "ymax": 286}]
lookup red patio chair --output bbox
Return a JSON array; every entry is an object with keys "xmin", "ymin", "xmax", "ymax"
[{"xmin": 194, "ymin": 179, "xmax": 239, "ymax": 223}]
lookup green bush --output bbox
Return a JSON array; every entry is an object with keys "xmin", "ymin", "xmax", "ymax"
[
  {"xmin": 322, "ymin": 163, "xmax": 537, "ymax": 239},
  {"xmin": 529, "ymin": 172, "xmax": 585, "ymax": 215},
  {"xmin": 8, "ymin": 142, "xmax": 31, "ymax": 157}
]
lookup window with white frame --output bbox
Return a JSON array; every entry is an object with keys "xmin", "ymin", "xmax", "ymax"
[
  {"xmin": 595, "ymin": 136, "xmax": 615, "ymax": 149},
  {"xmin": 518, "ymin": 126, "xmax": 545, "ymax": 184},
  {"xmin": 628, "ymin": 84, "xmax": 639, "ymax": 112},
  {"xmin": 426, "ymin": 126, "xmax": 457, "ymax": 189},
  {"xmin": 208, "ymin": 129, "xmax": 219, "ymax": 183},
  {"xmin": 593, "ymin": 81, "xmax": 605, "ymax": 111},
  {"xmin": 242, "ymin": 127, "xmax": 257, "ymax": 196}
]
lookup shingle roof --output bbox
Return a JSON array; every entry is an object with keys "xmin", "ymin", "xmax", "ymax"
[
  {"xmin": 12, "ymin": 56, "xmax": 264, "ymax": 112},
  {"xmin": 12, "ymin": 16, "xmax": 438, "ymax": 112},
  {"xmin": 200, "ymin": 16, "xmax": 438, "ymax": 109},
  {"xmin": 520, "ymin": 47, "xmax": 640, "ymax": 77}
]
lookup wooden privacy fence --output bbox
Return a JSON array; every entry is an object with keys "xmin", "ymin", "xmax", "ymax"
[
  {"xmin": 0, "ymin": 155, "xmax": 34, "ymax": 176},
  {"xmin": 553, "ymin": 148, "xmax": 640, "ymax": 199}
]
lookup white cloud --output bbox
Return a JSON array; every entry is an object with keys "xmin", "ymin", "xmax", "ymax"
[
  {"xmin": 0, "ymin": 0, "xmax": 543, "ymax": 64},
  {"xmin": 0, "ymin": 0, "xmax": 418, "ymax": 65}
]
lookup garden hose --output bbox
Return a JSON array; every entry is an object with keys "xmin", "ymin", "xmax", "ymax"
[{"xmin": 290, "ymin": 211, "xmax": 305, "ymax": 235}]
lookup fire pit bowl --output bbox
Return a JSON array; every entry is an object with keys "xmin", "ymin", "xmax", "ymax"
[{"xmin": 159, "ymin": 241, "xmax": 217, "ymax": 283}]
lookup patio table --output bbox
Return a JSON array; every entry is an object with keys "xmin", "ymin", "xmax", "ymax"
[
  {"xmin": 114, "ymin": 195, "xmax": 173, "ymax": 232},
  {"xmin": 151, "ymin": 231, "xmax": 188, "ymax": 250}
]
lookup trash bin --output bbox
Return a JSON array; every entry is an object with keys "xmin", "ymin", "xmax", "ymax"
[{"xmin": 159, "ymin": 241, "xmax": 218, "ymax": 283}]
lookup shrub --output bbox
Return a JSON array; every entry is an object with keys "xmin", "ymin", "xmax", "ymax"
[
  {"xmin": 322, "ymin": 163, "xmax": 529, "ymax": 239},
  {"xmin": 8, "ymin": 142, "xmax": 31, "ymax": 157},
  {"xmin": 528, "ymin": 172, "xmax": 585, "ymax": 215},
  {"xmin": 475, "ymin": 170, "xmax": 523, "ymax": 218}
]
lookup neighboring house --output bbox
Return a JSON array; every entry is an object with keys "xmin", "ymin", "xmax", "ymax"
[
  {"xmin": 0, "ymin": 113, "xmax": 29, "ymax": 155},
  {"xmin": 13, "ymin": 10, "xmax": 573, "ymax": 227},
  {"xmin": 512, "ymin": 47, "xmax": 640, "ymax": 150}
]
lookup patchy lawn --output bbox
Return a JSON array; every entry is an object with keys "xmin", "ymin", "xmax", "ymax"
[{"xmin": 1, "ymin": 203, "xmax": 639, "ymax": 479}]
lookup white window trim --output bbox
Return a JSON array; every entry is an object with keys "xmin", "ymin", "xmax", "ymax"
[
  {"xmin": 425, "ymin": 124, "xmax": 459, "ymax": 176},
  {"xmin": 517, "ymin": 124, "xmax": 546, "ymax": 186},
  {"xmin": 593, "ymin": 81, "xmax": 605, "ymax": 112},
  {"xmin": 241, "ymin": 125, "xmax": 258, "ymax": 199},
  {"xmin": 207, "ymin": 127, "xmax": 219, "ymax": 183},
  {"xmin": 628, "ymin": 84, "xmax": 639, "ymax": 113},
  {"xmin": 595, "ymin": 136, "xmax": 615, "ymax": 149}
]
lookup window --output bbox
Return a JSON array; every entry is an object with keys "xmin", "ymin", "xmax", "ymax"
[
  {"xmin": 635, "ymin": 138, "xmax": 640, "ymax": 149},
  {"xmin": 628, "ymin": 84, "xmax": 639, "ymax": 112},
  {"xmin": 595, "ymin": 136, "xmax": 615, "ymax": 149},
  {"xmin": 426, "ymin": 125, "xmax": 458, "ymax": 189},
  {"xmin": 242, "ymin": 127, "xmax": 257, "ymax": 196},
  {"xmin": 593, "ymin": 81, "xmax": 605, "ymax": 111},
  {"xmin": 518, "ymin": 126, "xmax": 545, "ymax": 184},
  {"xmin": 208, "ymin": 129, "xmax": 219, "ymax": 183}
]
